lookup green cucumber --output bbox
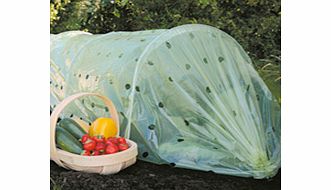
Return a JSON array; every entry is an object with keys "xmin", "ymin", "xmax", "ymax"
[
  {"xmin": 56, "ymin": 126, "xmax": 83, "ymax": 155},
  {"xmin": 58, "ymin": 118, "xmax": 86, "ymax": 140}
]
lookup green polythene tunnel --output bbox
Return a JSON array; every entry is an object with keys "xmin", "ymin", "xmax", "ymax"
[{"xmin": 50, "ymin": 24, "xmax": 280, "ymax": 178}]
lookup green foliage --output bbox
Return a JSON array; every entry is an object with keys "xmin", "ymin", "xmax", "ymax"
[
  {"xmin": 50, "ymin": 0, "xmax": 280, "ymax": 101},
  {"xmin": 255, "ymin": 56, "xmax": 281, "ymax": 103},
  {"xmin": 50, "ymin": 0, "xmax": 280, "ymax": 57}
]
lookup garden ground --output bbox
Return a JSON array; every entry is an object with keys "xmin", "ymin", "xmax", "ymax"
[{"xmin": 51, "ymin": 160, "xmax": 280, "ymax": 190}]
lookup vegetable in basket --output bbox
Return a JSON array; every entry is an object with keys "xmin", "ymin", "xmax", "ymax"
[
  {"xmin": 58, "ymin": 118, "xmax": 86, "ymax": 139},
  {"xmin": 89, "ymin": 117, "xmax": 117, "ymax": 138},
  {"xmin": 80, "ymin": 134, "xmax": 130, "ymax": 156},
  {"xmin": 56, "ymin": 126, "xmax": 83, "ymax": 154}
]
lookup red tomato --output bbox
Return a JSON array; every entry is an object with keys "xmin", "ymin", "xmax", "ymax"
[
  {"xmin": 95, "ymin": 142, "xmax": 106, "ymax": 152},
  {"xmin": 92, "ymin": 150, "xmax": 100, "ymax": 156},
  {"xmin": 80, "ymin": 134, "xmax": 89, "ymax": 144},
  {"xmin": 83, "ymin": 139, "xmax": 96, "ymax": 151},
  {"xmin": 118, "ymin": 143, "xmax": 129, "ymax": 151},
  {"xmin": 106, "ymin": 137, "xmax": 118, "ymax": 145},
  {"xmin": 105, "ymin": 143, "xmax": 119, "ymax": 154},
  {"xmin": 81, "ymin": 150, "xmax": 90, "ymax": 156},
  {"xmin": 117, "ymin": 137, "xmax": 127, "ymax": 144},
  {"xmin": 93, "ymin": 135, "xmax": 105, "ymax": 143}
]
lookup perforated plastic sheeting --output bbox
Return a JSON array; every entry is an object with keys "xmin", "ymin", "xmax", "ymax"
[{"xmin": 50, "ymin": 24, "xmax": 280, "ymax": 178}]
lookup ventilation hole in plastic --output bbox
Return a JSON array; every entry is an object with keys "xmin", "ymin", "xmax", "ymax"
[
  {"xmin": 70, "ymin": 114, "xmax": 74, "ymax": 118},
  {"xmin": 60, "ymin": 86, "xmax": 63, "ymax": 90},
  {"xmin": 166, "ymin": 41, "xmax": 171, "ymax": 49},
  {"xmin": 120, "ymin": 112, "xmax": 125, "ymax": 117},
  {"xmin": 168, "ymin": 77, "xmax": 173, "ymax": 82},
  {"xmin": 135, "ymin": 58, "xmax": 138, "ymax": 62},
  {"xmin": 57, "ymin": 118, "xmax": 61, "ymax": 123},
  {"xmin": 82, "ymin": 99, "xmax": 85, "ymax": 104},
  {"xmin": 177, "ymin": 139, "xmax": 184, "ymax": 142},
  {"xmin": 125, "ymin": 84, "xmax": 131, "ymax": 90},
  {"xmin": 147, "ymin": 61, "xmax": 154, "ymax": 66},
  {"xmin": 55, "ymin": 84, "xmax": 58, "ymax": 88},
  {"xmin": 189, "ymin": 33, "xmax": 194, "ymax": 39},
  {"xmin": 135, "ymin": 86, "xmax": 140, "ymax": 92},
  {"xmin": 88, "ymin": 122, "xmax": 92, "ymax": 126},
  {"xmin": 105, "ymin": 107, "xmax": 109, "ymax": 112},
  {"xmin": 158, "ymin": 102, "xmax": 164, "ymax": 108},
  {"xmin": 184, "ymin": 119, "xmax": 189, "ymax": 126},
  {"xmin": 78, "ymin": 74, "xmax": 81, "ymax": 77},
  {"xmin": 91, "ymin": 102, "xmax": 95, "ymax": 108},
  {"xmin": 246, "ymin": 85, "xmax": 250, "ymax": 92},
  {"xmin": 206, "ymin": 86, "xmax": 211, "ymax": 93},
  {"xmin": 80, "ymin": 117, "xmax": 83, "ymax": 120},
  {"xmin": 50, "ymin": 81, "xmax": 52, "ymax": 84},
  {"xmin": 213, "ymin": 147, "xmax": 218, "ymax": 149},
  {"xmin": 95, "ymin": 76, "xmax": 99, "ymax": 82},
  {"xmin": 170, "ymin": 163, "xmax": 176, "ymax": 167},
  {"xmin": 185, "ymin": 64, "xmax": 191, "ymax": 70},
  {"xmin": 148, "ymin": 124, "xmax": 155, "ymax": 130},
  {"xmin": 85, "ymin": 75, "xmax": 89, "ymax": 79},
  {"xmin": 140, "ymin": 39, "xmax": 146, "ymax": 42},
  {"xmin": 109, "ymin": 79, "xmax": 113, "ymax": 84},
  {"xmin": 119, "ymin": 53, "xmax": 123, "ymax": 58},
  {"xmin": 203, "ymin": 57, "xmax": 208, "ymax": 64},
  {"xmin": 256, "ymin": 94, "xmax": 260, "ymax": 101},
  {"xmin": 142, "ymin": 152, "xmax": 149, "ymax": 158},
  {"xmin": 218, "ymin": 57, "xmax": 224, "ymax": 63},
  {"xmin": 233, "ymin": 111, "xmax": 237, "ymax": 116}
]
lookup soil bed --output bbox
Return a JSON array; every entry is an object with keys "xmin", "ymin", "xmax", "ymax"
[{"xmin": 51, "ymin": 160, "xmax": 280, "ymax": 190}]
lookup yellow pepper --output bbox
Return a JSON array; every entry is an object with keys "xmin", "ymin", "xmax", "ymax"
[{"xmin": 89, "ymin": 117, "xmax": 117, "ymax": 138}]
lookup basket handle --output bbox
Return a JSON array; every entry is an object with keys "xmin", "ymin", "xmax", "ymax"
[{"xmin": 50, "ymin": 92, "xmax": 120, "ymax": 168}]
